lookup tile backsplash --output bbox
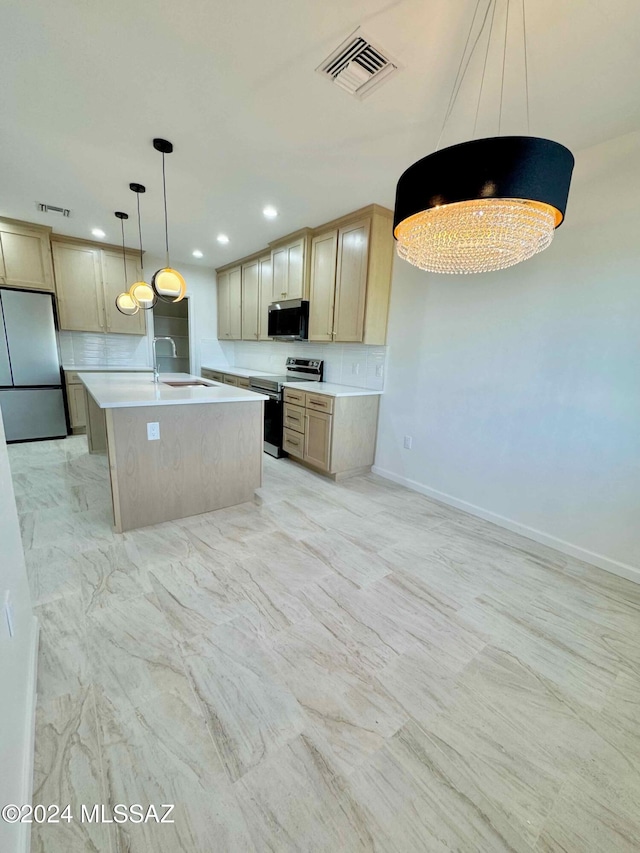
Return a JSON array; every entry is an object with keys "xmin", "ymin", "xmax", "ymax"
[
  {"xmin": 58, "ymin": 331, "xmax": 151, "ymax": 368},
  {"xmin": 204, "ymin": 340, "xmax": 386, "ymax": 390}
]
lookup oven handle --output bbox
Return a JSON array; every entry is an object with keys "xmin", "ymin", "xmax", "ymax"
[{"xmin": 252, "ymin": 389, "xmax": 281, "ymax": 401}]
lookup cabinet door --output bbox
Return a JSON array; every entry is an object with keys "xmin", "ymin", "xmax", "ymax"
[
  {"xmin": 258, "ymin": 255, "xmax": 272, "ymax": 340},
  {"xmin": 52, "ymin": 242, "xmax": 105, "ymax": 332},
  {"xmin": 309, "ymin": 230, "xmax": 337, "ymax": 341},
  {"xmin": 101, "ymin": 251, "xmax": 147, "ymax": 335},
  {"xmin": 334, "ymin": 219, "xmax": 370, "ymax": 343},
  {"xmin": 228, "ymin": 266, "xmax": 242, "ymax": 340},
  {"xmin": 304, "ymin": 410, "xmax": 332, "ymax": 471},
  {"xmin": 241, "ymin": 260, "xmax": 260, "ymax": 340},
  {"xmin": 0, "ymin": 226, "xmax": 54, "ymax": 291},
  {"xmin": 68, "ymin": 383, "xmax": 87, "ymax": 428},
  {"xmin": 287, "ymin": 238, "xmax": 305, "ymax": 300},
  {"xmin": 271, "ymin": 246, "xmax": 288, "ymax": 300},
  {"xmin": 217, "ymin": 271, "xmax": 230, "ymax": 339}
]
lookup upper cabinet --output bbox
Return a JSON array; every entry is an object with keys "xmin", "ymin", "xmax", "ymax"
[
  {"xmin": 217, "ymin": 265, "xmax": 242, "ymax": 340},
  {"xmin": 215, "ymin": 204, "xmax": 394, "ymax": 346},
  {"xmin": 52, "ymin": 238, "xmax": 146, "ymax": 335},
  {"xmin": 309, "ymin": 207, "xmax": 393, "ymax": 345},
  {"xmin": 270, "ymin": 230, "xmax": 312, "ymax": 301},
  {"xmin": 258, "ymin": 255, "xmax": 272, "ymax": 340},
  {"xmin": 0, "ymin": 219, "xmax": 55, "ymax": 292}
]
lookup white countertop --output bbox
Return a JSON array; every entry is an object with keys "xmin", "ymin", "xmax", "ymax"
[
  {"xmin": 79, "ymin": 372, "xmax": 268, "ymax": 409},
  {"xmin": 283, "ymin": 381, "xmax": 383, "ymax": 398},
  {"xmin": 201, "ymin": 365, "xmax": 275, "ymax": 379},
  {"xmin": 64, "ymin": 365, "xmax": 152, "ymax": 373}
]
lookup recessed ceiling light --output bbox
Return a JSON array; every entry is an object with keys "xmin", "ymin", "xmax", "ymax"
[
  {"xmin": 217, "ymin": 234, "xmax": 229, "ymax": 244},
  {"xmin": 263, "ymin": 205, "xmax": 278, "ymax": 219},
  {"xmin": 92, "ymin": 228, "xmax": 106, "ymax": 238},
  {"xmin": 192, "ymin": 250, "xmax": 204, "ymax": 258}
]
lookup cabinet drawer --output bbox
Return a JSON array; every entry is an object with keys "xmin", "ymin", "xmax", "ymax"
[
  {"xmin": 305, "ymin": 392, "xmax": 334, "ymax": 414},
  {"xmin": 65, "ymin": 370, "xmax": 82, "ymax": 385},
  {"xmin": 283, "ymin": 388, "xmax": 306, "ymax": 406},
  {"xmin": 223, "ymin": 375, "xmax": 238, "ymax": 386},
  {"xmin": 283, "ymin": 427, "xmax": 304, "ymax": 458},
  {"xmin": 201, "ymin": 369, "xmax": 215, "ymax": 380},
  {"xmin": 208, "ymin": 371, "xmax": 224, "ymax": 382},
  {"xmin": 237, "ymin": 377, "xmax": 250, "ymax": 389},
  {"xmin": 284, "ymin": 402, "xmax": 305, "ymax": 434}
]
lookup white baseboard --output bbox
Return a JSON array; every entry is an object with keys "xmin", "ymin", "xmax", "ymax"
[
  {"xmin": 371, "ymin": 466, "xmax": 640, "ymax": 587},
  {"xmin": 18, "ymin": 617, "xmax": 39, "ymax": 853}
]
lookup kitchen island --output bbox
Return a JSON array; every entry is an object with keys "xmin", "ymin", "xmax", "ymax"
[{"xmin": 78, "ymin": 372, "xmax": 267, "ymax": 532}]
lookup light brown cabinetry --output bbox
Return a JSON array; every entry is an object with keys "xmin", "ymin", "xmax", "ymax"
[
  {"xmin": 309, "ymin": 209, "xmax": 391, "ymax": 344},
  {"xmin": 52, "ymin": 238, "xmax": 146, "ymax": 335},
  {"xmin": 241, "ymin": 259, "xmax": 260, "ymax": 340},
  {"xmin": 217, "ymin": 266, "xmax": 242, "ymax": 340},
  {"xmin": 282, "ymin": 388, "xmax": 379, "ymax": 479},
  {"xmin": 270, "ymin": 231, "xmax": 311, "ymax": 301},
  {"xmin": 309, "ymin": 230, "xmax": 338, "ymax": 342},
  {"xmin": 0, "ymin": 219, "xmax": 55, "ymax": 292},
  {"xmin": 201, "ymin": 368, "xmax": 224, "ymax": 382},
  {"xmin": 223, "ymin": 375, "xmax": 238, "ymax": 386},
  {"xmin": 67, "ymin": 380, "xmax": 88, "ymax": 432},
  {"xmin": 258, "ymin": 255, "xmax": 272, "ymax": 340}
]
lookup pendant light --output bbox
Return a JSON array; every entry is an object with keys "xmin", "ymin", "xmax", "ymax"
[
  {"xmin": 128, "ymin": 183, "xmax": 156, "ymax": 309},
  {"xmin": 151, "ymin": 138, "xmax": 187, "ymax": 302},
  {"xmin": 393, "ymin": 0, "xmax": 574, "ymax": 275},
  {"xmin": 114, "ymin": 212, "xmax": 140, "ymax": 316}
]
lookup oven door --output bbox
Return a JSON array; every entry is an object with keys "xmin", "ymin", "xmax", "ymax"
[{"xmin": 262, "ymin": 394, "xmax": 287, "ymax": 458}]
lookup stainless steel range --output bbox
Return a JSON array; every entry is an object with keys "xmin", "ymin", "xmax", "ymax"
[{"xmin": 249, "ymin": 357, "xmax": 323, "ymax": 458}]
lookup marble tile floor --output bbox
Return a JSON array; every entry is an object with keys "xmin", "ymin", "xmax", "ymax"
[{"xmin": 8, "ymin": 435, "xmax": 640, "ymax": 853}]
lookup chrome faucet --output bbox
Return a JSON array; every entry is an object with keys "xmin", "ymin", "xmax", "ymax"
[{"xmin": 152, "ymin": 336, "xmax": 177, "ymax": 383}]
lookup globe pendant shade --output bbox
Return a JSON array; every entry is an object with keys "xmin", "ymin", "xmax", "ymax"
[
  {"xmin": 115, "ymin": 292, "xmax": 140, "ymax": 316},
  {"xmin": 129, "ymin": 281, "xmax": 156, "ymax": 309},
  {"xmin": 152, "ymin": 267, "xmax": 186, "ymax": 302},
  {"xmin": 393, "ymin": 136, "xmax": 575, "ymax": 274}
]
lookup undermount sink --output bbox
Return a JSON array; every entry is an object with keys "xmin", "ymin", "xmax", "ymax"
[{"xmin": 162, "ymin": 380, "xmax": 212, "ymax": 388}]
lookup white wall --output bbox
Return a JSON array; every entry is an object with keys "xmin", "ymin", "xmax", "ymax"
[
  {"xmin": 375, "ymin": 130, "xmax": 640, "ymax": 581},
  {"xmin": 0, "ymin": 413, "xmax": 38, "ymax": 853}
]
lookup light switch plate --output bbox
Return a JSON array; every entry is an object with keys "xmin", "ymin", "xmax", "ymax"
[{"xmin": 147, "ymin": 422, "xmax": 160, "ymax": 441}]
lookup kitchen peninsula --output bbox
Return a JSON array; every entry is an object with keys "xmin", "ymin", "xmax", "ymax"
[{"xmin": 78, "ymin": 372, "xmax": 267, "ymax": 532}]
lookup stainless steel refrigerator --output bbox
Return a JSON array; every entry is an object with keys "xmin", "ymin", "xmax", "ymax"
[{"xmin": 0, "ymin": 288, "xmax": 67, "ymax": 442}]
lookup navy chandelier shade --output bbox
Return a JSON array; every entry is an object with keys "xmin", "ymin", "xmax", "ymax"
[{"xmin": 393, "ymin": 136, "xmax": 575, "ymax": 235}]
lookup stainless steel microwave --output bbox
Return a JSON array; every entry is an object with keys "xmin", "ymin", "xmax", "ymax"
[{"xmin": 267, "ymin": 299, "xmax": 309, "ymax": 340}]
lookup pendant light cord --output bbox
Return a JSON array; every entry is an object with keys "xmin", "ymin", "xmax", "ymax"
[
  {"xmin": 437, "ymin": 0, "xmax": 494, "ymax": 151},
  {"xmin": 498, "ymin": 0, "xmax": 511, "ymax": 136},
  {"xmin": 162, "ymin": 152, "xmax": 170, "ymax": 268},
  {"xmin": 136, "ymin": 191, "xmax": 144, "ymax": 274},
  {"xmin": 120, "ymin": 218, "xmax": 127, "ymax": 288},
  {"xmin": 522, "ymin": 0, "xmax": 530, "ymax": 134},
  {"xmin": 473, "ymin": 0, "xmax": 497, "ymax": 138}
]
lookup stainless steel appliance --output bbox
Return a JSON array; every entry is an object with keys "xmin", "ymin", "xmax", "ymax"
[
  {"xmin": 0, "ymin": 288, "xmax": 67, "ymax": 442},
  {"xmin": 267, "ymin": 299, "xmax": 309, "ymax": 341},
  {"xmin": 249, "ymin": 357, "xmax": 323, "ymax": 457}
]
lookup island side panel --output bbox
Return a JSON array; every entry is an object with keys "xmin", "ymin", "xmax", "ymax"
[
  {"xmin": 105, "ymin": 400, "xmax": 264, "ymax": 532},
  {"xmin": 86, "ymin": 390, "xmax": 107, "ymax": 454}
]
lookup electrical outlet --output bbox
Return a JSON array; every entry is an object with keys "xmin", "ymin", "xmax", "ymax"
[
  {"xmin": 351, "ymin": 362, "xmax": 360, "ymax": 375},
  {"xmin": 403, "ymin": 435, "xmax": 413, "ymax": 450},
  {"xmin": 375, "ymin": 364, "xmax": 384, "ymax": 378},
  {"xmin": 147, "ymin": 422, "xmax": 160, "ymax": 441},
  {"xmin": 4, "ymin": 590, "xmax": 15, "ymax": 638}
]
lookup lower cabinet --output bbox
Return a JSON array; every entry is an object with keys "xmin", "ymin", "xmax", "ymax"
[
  {"xmin": 68, "ymin": 383, "xmax": 87, "ymax": 431},
  {"xmin": 282, "ymin": 388, "xmax": 379, "ymax": 479}
]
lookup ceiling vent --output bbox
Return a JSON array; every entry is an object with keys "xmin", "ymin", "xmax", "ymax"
[
  {"xmin": 317, "ymin": 29, "xmax": 400, "ymax": 99},
  {"xmin": 37, "ymin": 203, "xmax": 71, "ymax": 217}
]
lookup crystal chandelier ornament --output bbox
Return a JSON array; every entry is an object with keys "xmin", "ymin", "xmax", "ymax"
[{"xmin": 394, "ymin": 0, "xmax": 574, "ymax": 275}]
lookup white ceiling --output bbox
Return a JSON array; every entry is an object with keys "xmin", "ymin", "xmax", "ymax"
[{"xmin": 1, "ymin": 0, "xmax": 638, "ymax": 266}]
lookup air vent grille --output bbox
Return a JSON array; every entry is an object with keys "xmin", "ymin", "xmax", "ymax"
[
  {"xmin": 37, "ymin": 203, "xmax": 71, "ymax": 217},
  {"xmin": 317, "ymin": 29, "xmax": 400, "ymax": 99}
]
